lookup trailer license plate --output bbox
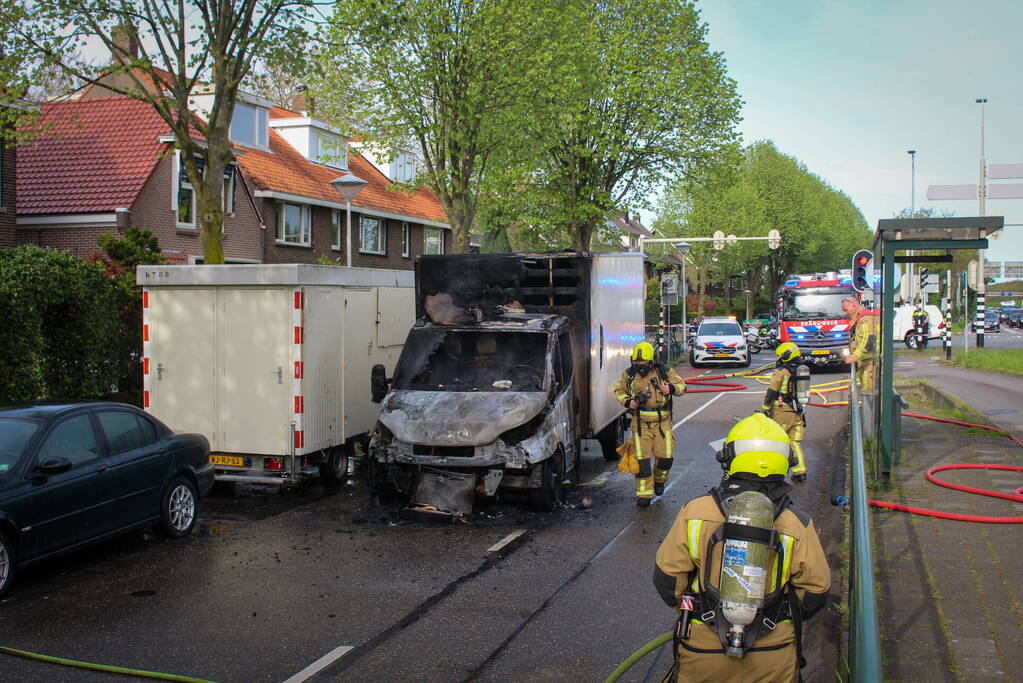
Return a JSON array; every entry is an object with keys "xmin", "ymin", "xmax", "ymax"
[
  {"xmin": 211, "ymin": 455, "xmax": 244, "ymax": 467},
  {"xmin": 812, "ymin": 350, "xmax": 830, "ymax": 355},
  {"xmin": 714, "ymin": 353, "xmax": 730, "ymax": 358}
]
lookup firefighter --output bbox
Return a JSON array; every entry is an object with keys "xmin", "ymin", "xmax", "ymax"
[
  {"xmin": 761, "ymin": 342, "xmax": 809, "ymax": 482},
  {"xmin": 653, "ymin": 414, "xmax": 831, "ymax": 682},
  {"xmin": 613, "ymin": 341, "xmax": 686, "ymax": 506},
  {"xmin": 841, "ymin": 296, "xmax": 879, "ymax": 392}
]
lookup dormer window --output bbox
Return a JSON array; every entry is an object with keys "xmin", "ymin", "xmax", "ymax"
[
  {"xmin": 231, "ymin": 102, "xmax": 269, "ymax": 148},
  {"xmin": 269, "ymin": 116, "xmax": 347, "ymax": 169},
  {"xmin": 390, "ymin": 153, "xmax": 416, "ymax": 183}
]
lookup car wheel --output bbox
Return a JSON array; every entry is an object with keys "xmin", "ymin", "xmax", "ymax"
[
  {"xmin": 528, "ymin": 455, "xmax": 563, "ymax": 512},
  {"xmin": 0, "ymin": 530, "xmax": 14, "ymax": 597},
  {"xmin": 742, "ymin": 354, "xmax": 751, "ymax": 368},
  {"xmin": 597, "ymin": 415, "xmax": 624, "ymax": 461},
  {"xmin": 318, "ymin": 444, "xmax": 351, "ymax": 485},
  {"xmin": 160, "ymin": 476, "xmax": 198, "ymax": 539},
  {"xmin": 689, "ymin": 351, "xmax": 699, "ymax": 368}
]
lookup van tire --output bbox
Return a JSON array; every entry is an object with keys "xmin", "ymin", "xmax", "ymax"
[
  {"xmin": 319, "ymin": 444, "xmax": 350, "ymax": 485},
  {"xmin": 529, "ymin": 456, "xmax": 562, "ymax": 512},
  {"xmin": 597, "ymin": 416, "xmax": 624, "ymax": 461}
]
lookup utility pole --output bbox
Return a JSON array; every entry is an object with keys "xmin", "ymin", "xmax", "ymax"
[
  {"xmin": 975, "ymin": 98, "xmax": 987, "ymax": 348},
  {"xmin": 908, "ymin": 150, "xmax": 916, "ymax": 305}
]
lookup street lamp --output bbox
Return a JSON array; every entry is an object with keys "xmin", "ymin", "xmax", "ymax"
[
  {"xmin": 331, "ymin": 172, "xmax": 368, "ymax": 267},
  {"xmin": 674, "ymin": 242, "xmax": 690, "ymax": 349},
  {"xmin": 907, "ymin": 149, "xmax": 916, "ymax": 303}
]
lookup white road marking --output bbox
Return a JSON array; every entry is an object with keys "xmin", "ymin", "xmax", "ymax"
[
  {"xmin": 283, "ymin": 646, "xmax": 354, "ymax": 683},
  {"xmin": 487, "ymin": 529, "xmax": 527, "ymax": 553},
  {"xmin": 673, "ymin": 393, "xmax": 723, "ymax": 431}
]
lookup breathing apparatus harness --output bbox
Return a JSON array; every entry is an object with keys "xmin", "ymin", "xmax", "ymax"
[
  {"xmin": 625, "ymin": 361, "xmax": 675, "ymax": 438},
  {"xmin": 673, "ymin": 478, "xmax": 810, "ymax": 670},
  {"xmin": 764, "ymin": 361, "xmax": 811, "ymax": 418}
]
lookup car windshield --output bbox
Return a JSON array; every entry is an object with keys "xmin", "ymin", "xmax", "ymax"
[
  {"xmin": 782, "ymin": 292, "xmax": 848, "ymax": 320},
  {"xmin": 391, "ymin": 329, "xmax": 548, "ymax": 392},
  {"xmin": 699, "ymin": 322, "xmax": 742, "ymax": 336},
  {"xmin": 0, "ymin": 418, "xmax": 40, "ymax": 476}
]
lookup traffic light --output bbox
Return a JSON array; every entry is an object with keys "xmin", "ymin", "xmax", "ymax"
[
  {"xmin": 919, "ymin": 266, "xmax": 929, "ymax": 290},
  {"xmin": 851, "ymin": 249, "xmax": 872, "ymax": 292}
]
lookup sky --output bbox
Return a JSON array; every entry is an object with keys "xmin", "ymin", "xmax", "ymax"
[{"xmin": 652, "ymin": 0, "xmax": 1023, "ymax": 269}]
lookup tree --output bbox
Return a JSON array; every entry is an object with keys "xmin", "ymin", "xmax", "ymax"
[
  {"xmin": 510, "ymin": 0, "xmax": 741, "ymax": 251},
  {"xmin": 657, "ymin": 141, "xmax": 872, "ymax": 312},
  {"xmin": 0, "ymin": 0, "xmax": 311, "ymax": 263},
  {"xmin": 315, "ymin": 0, "xmax": 570, "ymax": 253}
]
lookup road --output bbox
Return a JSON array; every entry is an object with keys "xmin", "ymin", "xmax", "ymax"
[{"xmin": 0, "ymin": 365, "xmax": 849, "ymax": 683}]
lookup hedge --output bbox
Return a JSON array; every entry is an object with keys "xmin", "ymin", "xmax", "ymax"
[{"xmin": 0, "ymin": 245, "xmax": 120, "ymax": 403}]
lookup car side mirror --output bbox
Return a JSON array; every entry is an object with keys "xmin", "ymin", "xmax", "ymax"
[
  {"xmin": 38, "ymin": 457, "xmax": 73, "ymax": 475},
  {"xmin": 371, "ymin": 364, "xmax": 391, "ymax": 404}
]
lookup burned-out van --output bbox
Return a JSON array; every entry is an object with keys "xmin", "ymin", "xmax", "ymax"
[{"xmin": 368, "ymin": 252, "xmax": 646, "ymax": 515}]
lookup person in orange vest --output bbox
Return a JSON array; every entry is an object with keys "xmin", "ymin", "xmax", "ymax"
[
  {"xmin": 613, "ymin": 342, "xmax": 686, "ymax": 506},
  {"xmin": 841, "ymin": 296, "xmax": 879, "ymax": 392}
]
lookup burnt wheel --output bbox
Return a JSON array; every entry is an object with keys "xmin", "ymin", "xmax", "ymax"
[
  {"xmin": 160, "ymin": 476, "xmax": 198, "ymax": 539},
  {"xmin": 529, "ymin": 455, "xmax": 563, "ymax": 512}
]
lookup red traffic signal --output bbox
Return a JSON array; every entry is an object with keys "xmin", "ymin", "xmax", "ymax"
[{"xmin": 851, "ymin": 249, "xmax": 872, "ymax": 292}]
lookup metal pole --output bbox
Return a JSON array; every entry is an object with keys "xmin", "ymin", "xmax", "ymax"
[
  {"xmin": 976, "ymin": 98, "xmax": 987, "ymax": 347},
  {"xmin": 681, "ymin": 258, "xmax": 688, "ymax": 350},
  {"xmin": 908, "ymin": 150, "xmax": 916, "ymax": 304},
  {"xmin": 345, "ymin": 200, "xmax": 353, "ymax": 268},
  {"xmin": 944, "ymin": 270, "xmax": 951, "ymax": 359}
]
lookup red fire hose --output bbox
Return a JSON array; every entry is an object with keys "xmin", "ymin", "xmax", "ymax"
[{"xmin": 869, "ymin": 413, "xmax": 1023, "ymax": 523}]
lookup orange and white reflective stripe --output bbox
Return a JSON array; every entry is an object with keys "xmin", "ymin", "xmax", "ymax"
[
  {"xmin": 142, "ymin": 288, "xmax": 151, "ymax": 411},
  {"xmin": 292, "ymin": 288, "xmax": 304, "ymax": 453}
]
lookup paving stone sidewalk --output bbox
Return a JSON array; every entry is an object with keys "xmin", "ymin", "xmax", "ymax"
[{"xmin": 871, "ymin": 387, "xmax": 1023, "ymax": 682}]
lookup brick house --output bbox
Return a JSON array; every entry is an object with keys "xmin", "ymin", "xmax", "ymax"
[{"xmin": 16, "ymin": 91, "xmax": 449, "ymax": 267}]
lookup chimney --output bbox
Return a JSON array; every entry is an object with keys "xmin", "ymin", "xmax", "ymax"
[
  {"xmin": 292, "ymin": 86, "xmax": 315, "ymax": 115},
  {"xmin": 110, "ymin": 24, "xmax": 140, "ymax": 62}
]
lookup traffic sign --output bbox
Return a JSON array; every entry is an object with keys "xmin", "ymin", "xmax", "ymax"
[
  {"xmin": 726, "ymin": 234, "xmax": 738, "ymax": 246},
  {"xmin": 713, "ymin": 230, "xmax": 725, "ymax": 250},
  {"xmin": 767, "ymin": 229, "xmax": 781, "ymax": 249},
  {"xmin": 661, "ymin": 273, "xmax": 678, "ymax": 295}
]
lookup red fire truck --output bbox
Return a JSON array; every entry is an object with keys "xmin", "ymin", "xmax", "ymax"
[{"xmin": 775, "ymin": 274, "xmax": 856, "ymax": 366}]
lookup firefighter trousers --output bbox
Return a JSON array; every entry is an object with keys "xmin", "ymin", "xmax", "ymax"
[
  {"xmin": 770, "ymin": 408, "xmax": 806, "ymax": 476},
  {"xmin": 632, "ymin": 412, "xmax": 674, "ymax": 499}
]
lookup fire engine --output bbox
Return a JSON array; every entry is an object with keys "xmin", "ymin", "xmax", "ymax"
[{"xmin": 775, "ymin": 273, "xmax": 856, "ymax": 366}]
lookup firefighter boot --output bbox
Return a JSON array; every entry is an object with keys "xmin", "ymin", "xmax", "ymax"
[{"xmin": 636, "ymin": 457, "xmax": 654, "ymax": 506}]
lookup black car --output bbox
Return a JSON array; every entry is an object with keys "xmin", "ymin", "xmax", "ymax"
[
  {"xmin": 0, "ymin": 402, "xmax": 214, "ymax": 596},
  {"xmin": 1010, "ymin": 310, "xmax": 1023, "ymax": 328},
  {"xmin": 970, "ymin": 312, "xmax": 1001, "ymax": 333}
]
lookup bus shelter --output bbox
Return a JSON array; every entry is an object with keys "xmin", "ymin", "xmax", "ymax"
[{"xmin": 869, "ymin": 216, "xmax": 1003, "ymax": 477}]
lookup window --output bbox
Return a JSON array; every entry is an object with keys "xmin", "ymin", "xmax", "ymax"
[
  {"xmin": 277, "ymin": 202, "xmax": 311, "ymax": 245},
  {"xmin": 390, "ymin": 153, "xmax": 416, "ymax": 183},
  {"xmin": 359, "ymin": 216, "xmax": 385, "ymax": 254},
  {"xmin": 230, "ymin": 103, "xmax": 269, "ymax": 148},
  {"xmin": 424, "ymin": 227, "xmax": 444, "ymax": 255},
  {"xmin": 176, "ymin": 154, "xmax": 196, "ymax": 227},
  {"xmin": 36, "ymin": 415, "xmax": 99, "ymax": 466},
  {"xmin": 316, "ymin": 132, "xmax": 346, "ymax": 169},
  {"xmin": 402, "ymin": 222, "xmax": 411, "ymax": 258},
  {"xmin": 331, "ymin": 209, "xmax": 343, "ymax": 250},
  {"xmin": 97, "ymin": 411, "xmax": 151, "ymax": 453}
]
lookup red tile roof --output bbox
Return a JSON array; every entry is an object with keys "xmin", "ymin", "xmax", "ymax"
[
  {"xmin": 239, "ymin": 113, "xmax": 447, "ymax": 224},
  {"xmin": 17, "ymin": 97, "xmax": 170, "ymax": 214}
]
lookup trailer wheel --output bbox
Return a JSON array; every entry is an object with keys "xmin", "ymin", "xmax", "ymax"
[
  {"xmin": 319, "ymin": 444, "xmax": 351, "ymax": 486},
  {"xmin": 597, "ymin": 416, "xmax": 624, "ymax": 461},
  {"xmin": 529, "ymin": 455, "xmax": 563, "ymax": 512}
]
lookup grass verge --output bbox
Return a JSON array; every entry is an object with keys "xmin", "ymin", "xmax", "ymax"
[{"xmin": 949, "ymin": 348, "xmax": 1023, "ymax": 376}]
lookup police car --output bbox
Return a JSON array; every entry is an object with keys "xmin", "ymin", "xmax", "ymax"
[{"xmin": 689, "ymin": 317, "xmax": 750, "ymax": 368}]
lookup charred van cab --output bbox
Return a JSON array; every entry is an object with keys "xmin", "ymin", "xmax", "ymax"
[{"xmin": 369, "ymin": 252, "xmax": 645, "ymax": 516}]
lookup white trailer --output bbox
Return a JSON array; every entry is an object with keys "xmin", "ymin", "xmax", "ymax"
[{"xmin": 137, "ymin": 264, "xmax": 414, "ymax": 485}]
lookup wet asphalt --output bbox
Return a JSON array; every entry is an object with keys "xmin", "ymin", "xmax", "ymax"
[{"xmin": 0, "ymin": 359, "xmax": 849, "ymax": 683}]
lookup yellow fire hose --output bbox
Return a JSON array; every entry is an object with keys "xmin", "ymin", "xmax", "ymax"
[
  {"xmin": 603, "ymin": 630, "xmax": 673, "ymax": 683},
  {"xmin": 0, "ymin": 645, "xmax": 219, "ymax": 682}
]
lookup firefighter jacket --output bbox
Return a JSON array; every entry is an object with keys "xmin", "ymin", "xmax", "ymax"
[
  {"xmin": 762, "ymin": 364, "xmax": 801, "ymax": 416},
  {"xmin": 653, "ymin": 484, "xmax": 830, "ymax": 681},
  {"xmin": 848, "ymin": 308, "xmax": 879, "ymax": 363},
  {"xmin": 613, "ymin": 363, "xmax": 686, "ymax": 417}
]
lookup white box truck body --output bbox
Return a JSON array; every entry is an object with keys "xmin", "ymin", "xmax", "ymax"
[
  {"xmin": 137, "ymin": 264, "xmax": 414, "ymax": 484},
  {"xmin": 368, "ymin": 252, "xmax": 646, "ymax": 514}
]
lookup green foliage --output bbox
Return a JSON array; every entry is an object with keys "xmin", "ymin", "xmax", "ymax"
[
  {"xmin": 656, "ymin": 141, "xmax": 872, "ymax": 313},
  {"xmin": 316, "ymin": 0, "xmax": 569, "ymax": 253},
  {"xmin": 488, "ymin": 0, "xmax": 742, "ymax": 251},
  {"xmin": 951, "ymin": 349, "xmax": 1023, "ymax": 376},
  {"xmin": 0, "ymin": 245, "xmax": 119, "ymax": 402}
]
